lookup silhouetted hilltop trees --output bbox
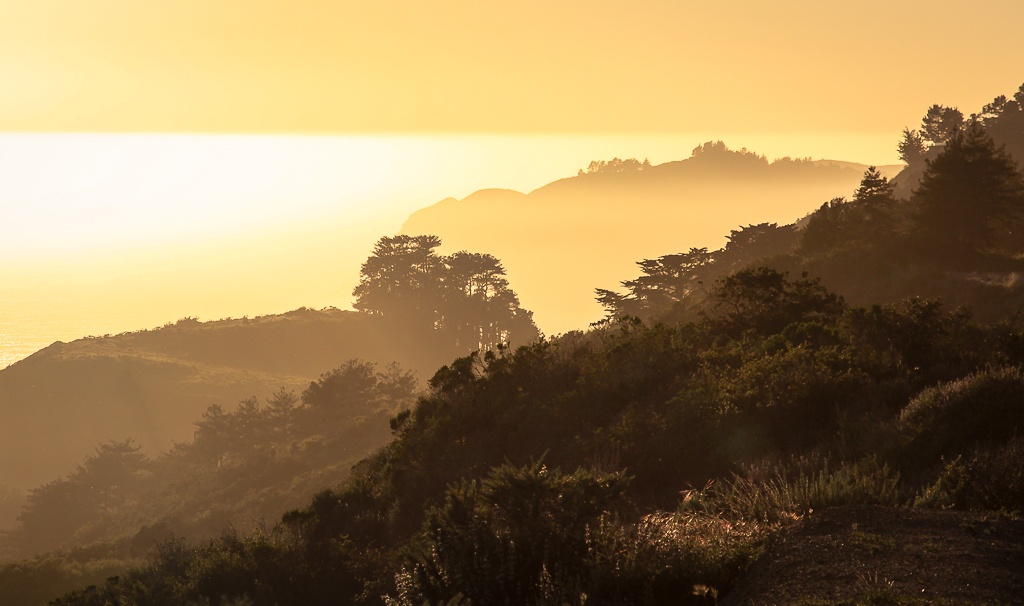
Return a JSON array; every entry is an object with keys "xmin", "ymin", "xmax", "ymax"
[
  {"xmin": 914, "ymin": 123, "xmax": 1024, "ymax": 258},
  {"xmin": 921, "ymin": 104, "xmax": 965, "ymax": 146},
  {"xmin": 578, "ymin": 156, "xmax": 651, "ymax": 175},
  {"xmin": 599, "ymin": 116, "xmax": 1024, "ymax": 325},
  {"xmin": 800, "ymin": 166, "xmax": 897, "ymax": 256},
  {"xmin": 353, "ymin": 235, "xmax": 539, "ymax": 354},
  {"xmin": 898, "ymin": 127, "xmax": 927, "ymax": 165},
  {"xmin": 893, "ymin": 82, "xmax": 1024, "ymax": 199},
  {"xmin": 980, "ymin": 84, "xmax": 1024, "ymax": 161}
]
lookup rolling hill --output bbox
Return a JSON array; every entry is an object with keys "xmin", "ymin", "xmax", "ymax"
[{"xmin": 0, "ymin": 308, "xmax": 454, "ymax": 531}]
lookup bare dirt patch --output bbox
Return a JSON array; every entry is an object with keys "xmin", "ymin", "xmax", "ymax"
[{"xmin": 722, "ymin": 506, "xmax": 1024, "ymax": 606}]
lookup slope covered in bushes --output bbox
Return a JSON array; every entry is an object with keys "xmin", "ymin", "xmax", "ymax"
[{"xmin": 45, "ymin": 271, "xmax": 1024, "ymax": 604}]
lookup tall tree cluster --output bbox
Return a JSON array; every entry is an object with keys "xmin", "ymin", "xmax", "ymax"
[
  {"xmin": 353, "ymin": 235, "xmax": 539, "ymax": 351},
  {"xmin": 898, "ymin": 83, "xmax": 1024, "ymax": 167},
  {"xmin": 914, "ymin": 124, "xmax": 1024, "ymax": 256}
]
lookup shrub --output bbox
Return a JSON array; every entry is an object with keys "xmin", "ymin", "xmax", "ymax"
[
  {"xmin": 392, "ymin": 462, "xmax": 629, "ymax": 606},
  {"xmin": 899, "ymin": 367, "xmax": 1024, "ymax": 461},
  {"xmin": 583, "ymin": 511, "xmax": 768, "ymax": 605},
  {"xmin": 916, "ymin": 436, "xmax": 1024, "ymax": 512},
  {"xmin": 683, "ymin": 457, "xmax": 905, "ymax": 524}
]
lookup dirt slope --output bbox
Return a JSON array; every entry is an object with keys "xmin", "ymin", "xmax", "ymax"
[{"xmin": 723, "ymin": 506, "xmax": 1024, "ymax": 606}]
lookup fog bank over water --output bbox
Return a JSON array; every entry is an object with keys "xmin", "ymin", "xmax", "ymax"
[{"xmin": 1, "ymin": 132, "xmax": 898, "ymax": 367}]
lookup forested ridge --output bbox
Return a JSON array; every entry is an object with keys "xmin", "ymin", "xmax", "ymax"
[{"xmin": 4, "ymin": 84, "xmax": 1024, "ymax": 605}]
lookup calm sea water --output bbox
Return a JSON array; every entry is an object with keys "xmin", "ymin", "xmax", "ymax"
[
  {"xmin": 0, "ymin": 298, "xmax": 131, "ymax": 369},
  {"xmin": 0, "ymin": 304, "xmax": 77, "ymax": 369}
]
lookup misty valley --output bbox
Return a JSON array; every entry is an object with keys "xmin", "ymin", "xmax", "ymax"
[{"xmin": 3, "ymin": 84, "xmax": 1024, "ymax": 605}]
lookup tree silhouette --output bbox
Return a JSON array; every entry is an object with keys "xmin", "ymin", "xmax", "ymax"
[
  {"xmin": 854, "ymin": 167, "xmax": 893, "ymax": 202},
  {"xmin": 852, "ymin": 166, "xmax": 897, "ymax": 232},
  {"xmin": 15, "ymin": 439, "xmax": 149, "ymax": 552},
  {"xmin": 441, "ymin": 251, "xmax": 536, "ymax": 350},
  {"xmin": 801, "ymin": 197, "xmax": 852, "ymax": 255},
  {"xmin": 596, "ymin": 247, "xmax": 713, "ymax": 320},
  {"xmin": 707, "ymin": 267, "xmax": 843, "ymax": 337},
  {"xmin": 581, "ymin": 157, "xmax": 648, "ymax": 175},
  {"xmin": 914, "ymin": 124, "xmax": 1024, "ymax": 255},
  {"xmin": 920, "ymin": 104, "xmax": 964, "ymax": 146},
  {"xmin": 898, "ymin": 128, "xmax": 928, "ymax": 165},
  {"xmin": 352, "ymin": 235, "xmax": 444, "ymax": 327},
  {"xmin": 354, "ymin": 235, "xmax": 539, "ymax": 352},
  {"xmin": 974, "ymin": 83, "xmax": 1024, "ymax": 166},
  {"xmin": 192, "ymin": 404, "xmax": 231, "ymax": 468},
  {"xmin": 717, "ymin": 223, "xmax": 796, "ymax": 270}
]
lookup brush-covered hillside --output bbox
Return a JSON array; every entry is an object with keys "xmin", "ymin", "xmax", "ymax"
[
  {"xmin": 0, "ymin": 240, "xmax": 540, "ymax": 534},
  {"xmin": 0, "ymin": 309, "xmax": 430, "ymax": 532},
  {"xmin": 35, "ymin": 269, "xmax": 1024, "ymax": 606},
  {"xmin": 402, "ymin": 143, "xmax": 902, "ymax": 332}
]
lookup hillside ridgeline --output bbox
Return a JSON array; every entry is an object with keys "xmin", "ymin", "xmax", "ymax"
[
  {"xmin": 0, "ymin": 236, "xmax": 540, "ymax": 533},
  {"xmin": 0, "ymin": 310, "xmax": 417, "ymax": 526},
  {"xmin": 402, "ymin": 144, "xmax": 903, "ymax": 332}
]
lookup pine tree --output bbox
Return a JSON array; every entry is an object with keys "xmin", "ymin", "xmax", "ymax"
[
  {"xmin": 914, "ymin": 124, "xmax": 1024, "ymax": 254},
  {"xmin": 854, "ymin": 166, "xmax": 894, "ymax": 202},
  {"xmin": 898, "ymin": 128, "xmax": 928, "ymax": 164},
  {"xmin": 920, "ymin": 105, "xmax": 964, "ymax": 145}
]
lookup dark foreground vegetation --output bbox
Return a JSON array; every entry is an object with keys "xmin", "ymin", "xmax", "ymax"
[
  {"xmin": 35, "ymin": 284, "xmax": 1024, "ymax": 605},
  {"xmin": 3, "ymin": 84, "xmax": 1024, "ymax": 605}
]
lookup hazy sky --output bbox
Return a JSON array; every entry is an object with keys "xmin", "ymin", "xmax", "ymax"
[{"xmin": 2, "ymin": 0, "xmax": 1022, "ymax": 135}]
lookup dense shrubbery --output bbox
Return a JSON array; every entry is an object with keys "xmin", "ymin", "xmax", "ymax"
[
  {"xmin": 40, "ymin": 267, "xmax": 1024, "ymax": 605},
  {"xmin": 686, "ymin": 457, "xmax": 907, "ymax": 525},
  {"xmin": 899, "ymin": 367, "xmax": 1024, "ymax": 459},
  {"xmin": 0, "ymin": 547, "xmax": 135, "ymax": 606},
  {"xmin": 916, "ymin": 437, "xmax": 1024, "ymax": 512},
  {"xmin": 393, "ymin": 462, "xmax": 630, "ymax": 605}
]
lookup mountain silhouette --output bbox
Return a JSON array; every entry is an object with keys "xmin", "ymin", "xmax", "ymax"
[{"xmin": 401, "ymin": 143, "xmax": 902, "ymax": 333}]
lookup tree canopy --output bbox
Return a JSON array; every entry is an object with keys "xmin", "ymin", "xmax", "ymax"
[
  {"xmin": 353, "ymin": 235, "xmax": 539, "ymax": 352},
  {"xmin": 898, "ymin": 128, "xmax": 928, "ymax": 164},
  {"xmin": 920, "ymin": 104, "xmax": 964, "ymax": 146},
  {"xmin": 913, "ymin": 124, "xmax": 1024, "ymax": 255}
]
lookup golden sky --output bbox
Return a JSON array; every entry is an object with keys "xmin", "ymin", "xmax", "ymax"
[{"xmin": 2, "ymin": 0, "xmax": 1022, "ymax": 134}]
